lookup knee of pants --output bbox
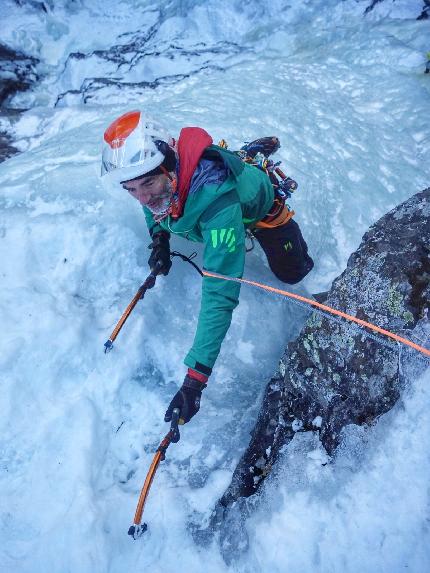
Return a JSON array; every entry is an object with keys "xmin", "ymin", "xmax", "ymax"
[{"xmin": 271, "ymin": 256, "xmax": 314, "ymax": 284}]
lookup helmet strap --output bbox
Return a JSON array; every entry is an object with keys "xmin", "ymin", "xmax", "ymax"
[
  {"xmin": 159, "ymin": 164, "xmax": 177, "ymax": 194},
  {"xmin": 159, "ymin": 164, "xmax": 174, "ymax": 181}
]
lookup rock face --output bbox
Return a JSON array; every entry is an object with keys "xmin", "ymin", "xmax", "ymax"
[
  {"xmin": 54, "ymin": 39, "xmax": 246, "ymax": 106},
  {"xmin": 417, "ymin": 0, "xmax": 430, "ymax": 20},
  {"xmin": 0, "ymin": 129, "xmax": 19, "ymax": 163},
  {"xmin": 0, "ymin": 43, "xmax": 39, "ymax": 107},
  {"xmin": 0, "ymin": 44, "xmax": 39, "ymax": 163},
  {"xmin": 218, "ymin": 188, "xmax": 430, "ymax": 510}
]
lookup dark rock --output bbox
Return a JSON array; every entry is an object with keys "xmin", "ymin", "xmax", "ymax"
[
  {"xmin": 417, "ymin": 0, "xmax": 430, "ymax": 20},
  {"xmin": 55, "ymin": 43, "xmax": 243, "ymax": 105},
  {"xmin": 0, "ymin": 44, "xmax": 39, "ymax": 107},
  {"xmin": 216, "ymin": 188, "xmax": 430, "ymax": 516},
  {"xmin": 53, "ymin": 18, "xmax": 246, "ymax": 106},
  {"xmin": 13, "ymin": 1, "xmax": 50, "ymax": 11},
  {"xmin": 0, "ymin": 108, "xmax": 27, "ymax": 163},
  {"xmin": 364, "ymin": 0, "xmax": 427, "ymax": 18},
  {"xmin": 0, "ymin": 43, "xmax": 39, "ymax": 162},
  {"xmin": 0, "ymin": 130, "xmax": 19, "ymax": 162},
  {"xmin": 312, "ymin": 291, "xmax": 329, "ymax": 303},
  {"xmin": 364, "ymin": 0, "xmax": 385, "ymax": 15}
]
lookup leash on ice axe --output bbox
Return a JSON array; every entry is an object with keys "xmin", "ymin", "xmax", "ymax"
[
  {"xmin": 128, "ymin": 407, "xmax": 181, "ymax": 539},
  {"xmin": 103, "ymin": 253, "xmax": 202, "ymax": 353}
]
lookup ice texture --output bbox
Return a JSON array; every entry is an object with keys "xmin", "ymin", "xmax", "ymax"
[{"xmin": 0, "ymin": 1, "xmax": 429, "ymax": 572}]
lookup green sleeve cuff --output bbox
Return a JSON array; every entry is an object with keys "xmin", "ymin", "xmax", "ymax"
[{"xmin": 184, "ymin": 353, "xmax": 213, "ymax": 377}]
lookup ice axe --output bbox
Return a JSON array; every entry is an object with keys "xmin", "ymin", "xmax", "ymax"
[
  {"xmin": 104, "ymin": 261, "xmax": 164, "ymax": 353},
  {"xmin": 128, "ymin": 407, "xmax": 181, "ymax": 539},
  {"xmin": 104, "ymin": 252, "xmax": 202, "ymax": 353}
]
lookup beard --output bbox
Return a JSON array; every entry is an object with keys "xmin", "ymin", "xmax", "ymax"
[
  {"xmin": 146, "ymin": 194, "xmax": 171, "ymax": 215},
  {"xmin": 145, "ymin": 179, "xmax": 173, "ymax": 217}
]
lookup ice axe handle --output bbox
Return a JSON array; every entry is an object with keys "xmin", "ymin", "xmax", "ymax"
[
  {"xmin": 170, "ymin": 408, "xmax": 180, "ymax": 443},
  {"xmin": 141, "ymin": 272, "xmax": 157, "ymax": 293},
  {"xmin": 140, "ymin": 261, "xmax": 165, "ymax": 298},
  {"xmin": 148, "ymin": 259, "xmax": 166, "ymax": 281}
]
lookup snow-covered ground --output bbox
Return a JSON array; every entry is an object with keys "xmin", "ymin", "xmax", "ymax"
[{"xmin": 1, "ymin": 1, "xmax": 429, "ymax": 572}]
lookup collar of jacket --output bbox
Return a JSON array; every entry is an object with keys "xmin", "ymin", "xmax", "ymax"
[{"xmin": 171, "ymin": 127, "xmax": 213, "ymax": 219}]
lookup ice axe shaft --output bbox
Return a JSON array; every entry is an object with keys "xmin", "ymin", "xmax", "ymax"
[
  {"xmin": 128, "ymin": 409, "xmax": 180, "ymax": 539},
  {"xmin": 104, "ymin": 264, "xmax": 161, "ymax": 353}
]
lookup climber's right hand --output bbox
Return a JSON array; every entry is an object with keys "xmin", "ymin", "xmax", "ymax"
[{"xmin": 148, "ymin": 230, "xmax": 172, "ymax": 276}]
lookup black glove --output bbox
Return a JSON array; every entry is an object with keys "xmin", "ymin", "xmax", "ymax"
[
  {"xmin": 164, "ymin": 374, "xmax": 207, "ymax": 425},
  {"xmin": 148, "ymin": 230, "xmax": 172, "ymax": 276}
]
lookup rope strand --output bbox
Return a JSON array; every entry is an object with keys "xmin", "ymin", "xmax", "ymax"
[
  {"xmin": 202, "ymin": 270, "xmax": 430, "ymax": 361},
  {"xmin": 170, "ymin": 251, "xmax": 430, "ymax": 363}
]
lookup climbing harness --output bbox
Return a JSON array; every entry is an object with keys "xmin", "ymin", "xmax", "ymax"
[
  {"xmin": 221, "ymin": 136, "xmax": 297, "ymax": 229},
  {"xmin": 255, "ymin": 204, "xmax": 295, "ymax": 229},
  {"xmin": 128, "ymin": 408, "xmax": 181, "ymax": 539}
]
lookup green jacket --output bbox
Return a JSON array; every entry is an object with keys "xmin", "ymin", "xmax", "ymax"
[{"xmin": 144, "ymin": 145, "xmax": 274, "ymax": 375}]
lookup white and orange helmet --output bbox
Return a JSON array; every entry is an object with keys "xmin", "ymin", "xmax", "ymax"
[{"xmin": 101, "ymin": 110, "xmax": 175, "ymax": 185}]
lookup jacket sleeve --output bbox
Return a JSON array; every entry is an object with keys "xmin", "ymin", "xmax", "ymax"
[{"xmin": 184, "ymin": 192, "xmax": 245, "ymax": 375}]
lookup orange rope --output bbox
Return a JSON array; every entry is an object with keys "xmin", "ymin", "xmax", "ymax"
[{"xmin": 202, "ymin": 270, "xmax": 430, "ymax": 359}]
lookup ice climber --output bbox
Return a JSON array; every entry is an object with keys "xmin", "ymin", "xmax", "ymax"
[{"xmin": 101, "ymin": 110, "xmax": 314, "ymax": 425}]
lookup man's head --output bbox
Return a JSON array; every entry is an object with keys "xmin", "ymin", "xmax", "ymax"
[
  {"xmin": 122, "ymin": 170, "xmax": 174, "ymax": 213},
  {"xmin": 101, "ymin": 110, "xmax": 177, "ymax": 215}
]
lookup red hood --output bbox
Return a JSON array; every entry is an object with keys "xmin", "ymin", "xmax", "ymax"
[{"xmin": 172, "ymin": 126, "xmax": 213, "ymax": 218}]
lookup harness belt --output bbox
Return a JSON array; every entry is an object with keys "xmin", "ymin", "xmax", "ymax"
[{"xmin": 255, "ymin": 202, "xmax": 295, "ymax": 229}]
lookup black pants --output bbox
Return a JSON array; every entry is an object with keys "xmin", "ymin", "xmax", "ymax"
[{"xmin": 253, "ymin": 219, "xmax": 314, "ymax": 284}]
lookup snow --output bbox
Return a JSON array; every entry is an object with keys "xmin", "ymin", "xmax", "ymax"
[
  {"xmin": 1, "ymin": 1, "xmax": 430, "ymax": 572},
  {"xmin": 244, "ymin": 367, "xmax": 430, "ymax": 573}
]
